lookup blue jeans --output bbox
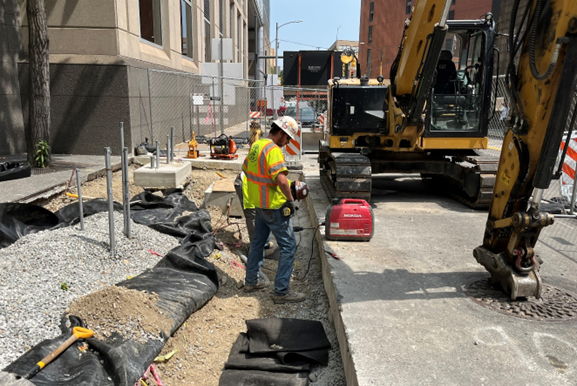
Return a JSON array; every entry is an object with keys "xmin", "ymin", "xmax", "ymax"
[{"xmin": 245, "ymin": 208, "xmax": 296, "ymax": 295}]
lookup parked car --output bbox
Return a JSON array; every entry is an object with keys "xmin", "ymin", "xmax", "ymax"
[{"xmin": 284, "ymin": 106, "xmax": 317, "ymax": 127}]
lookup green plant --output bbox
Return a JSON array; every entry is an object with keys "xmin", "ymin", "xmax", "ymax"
[
  {"xmin": 34, "ymin": 140, "xmax": 51, "ymax": 168},
  {"xmin": 60, "ymin": 282, "xmax": 69, "ymax": 291}
]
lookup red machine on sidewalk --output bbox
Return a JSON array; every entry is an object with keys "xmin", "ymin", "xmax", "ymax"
[
  {"xmin": 325, "ymin": 198, "xmax": 374, "ymax": 241},
  {"xmin": 209, "ymin": 134, "xmax": 238, "ymax": 160}
]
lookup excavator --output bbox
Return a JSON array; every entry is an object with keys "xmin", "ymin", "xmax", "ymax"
[
  {"xmin": 320, "ymin": 0, "xmax": 577, "ymax": 299},
  {"xmin": 474, "ymin": 0, "xmax": 577, "ymax": 299},
  {"xmin": 319, "ymin": 1, "xmax": 499, "ymax": 208}
]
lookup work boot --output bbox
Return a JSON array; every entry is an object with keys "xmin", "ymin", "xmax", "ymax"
[
  {"xmin": 243, "ymin": 281, "xmax": 268, "ymax": 293},
  {"xmin": 271, "ymin": 290, "xmax": 306, "ymax": 304}
]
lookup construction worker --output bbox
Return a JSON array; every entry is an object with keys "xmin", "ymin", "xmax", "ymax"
[{"xmin": 241, "ymin": 116, "xmax": 304, "ymax": 304}]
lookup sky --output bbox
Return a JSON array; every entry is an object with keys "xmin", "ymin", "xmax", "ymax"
[{"xmin": 269, "ymin": 0, "xmax": 361, "ymax": 66}]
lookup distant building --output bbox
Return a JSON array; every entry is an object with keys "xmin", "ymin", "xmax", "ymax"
[
  {"xmin": 358, "ymin": 0, "xmax": 494, "ymax": 79},
  {"xmin": 328, "ymin": 40, "xmax": 359, "ymax": 54},
  {"xmin": 2, "ymin": 0, "xmax": 270, "ymax": 155}
]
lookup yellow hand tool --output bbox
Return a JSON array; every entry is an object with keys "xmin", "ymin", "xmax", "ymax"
[{"xmin": 25, "ymin": 327, "xmax": 94, "ymax": 379}]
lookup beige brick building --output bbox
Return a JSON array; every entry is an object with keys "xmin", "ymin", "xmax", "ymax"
[{"xmin": 2, "ymin": 0, "xmax": 270, "ymax": 155}]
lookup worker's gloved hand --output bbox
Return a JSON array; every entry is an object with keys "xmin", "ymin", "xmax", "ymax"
[{"xmin": 281, "ymin": 200, "xmax": 297, "ymax": 218}]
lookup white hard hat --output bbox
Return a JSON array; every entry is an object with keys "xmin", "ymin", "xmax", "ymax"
[{"xmin": 272, "ymin": 116, "xmax": 298, "ymax": 140}]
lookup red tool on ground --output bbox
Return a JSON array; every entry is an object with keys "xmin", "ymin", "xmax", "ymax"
[
  {"xmin": 325, "ymin": 198, "xmax": 374, "ymax": 241},
  {"xmin": 209, "ymin": 134, "xmax": 238, "ymax": 160}
]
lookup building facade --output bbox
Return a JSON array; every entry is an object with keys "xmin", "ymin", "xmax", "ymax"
[
  {"xmin": 2, "ymin": 0, "xmax": 269, "ymax": 155},
  {"xmin": 358, "ymin": 0, "xmax": 494, "ymax": 79}
]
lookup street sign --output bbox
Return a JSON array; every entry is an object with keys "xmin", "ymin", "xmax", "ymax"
[{"xmin": 192, "ymin": 95, "xmax": 204, "ymax": 105}]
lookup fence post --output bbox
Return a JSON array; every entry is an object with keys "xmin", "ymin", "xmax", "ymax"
[
  {"xmin": 147, "ymin": 69, "xmax": 154, "ymax": 141},
  {"xmin": 570, "ymin": 171, "xmax": 577, "ymax": 215}
]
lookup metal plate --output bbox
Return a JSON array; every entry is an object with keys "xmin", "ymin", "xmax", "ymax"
[{"xmin": 464, "ymin": 279, "xmax": 577, "ymax": 321}]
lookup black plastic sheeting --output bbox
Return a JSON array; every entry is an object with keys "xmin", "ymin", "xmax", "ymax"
[
  {"xmin": 220, "ymin": 318, "xmax": 331, "ymax": 386},
  {"xmin": 2, "ymin": 190, "xmax": 220, "ymax": 385},
  {"xmin": 0, "ymin": 157, "xmax": 31, "ymax": 182},
  {"xmin": 0, "ymin": 204, "xmax": 60, "ymax": 248}
]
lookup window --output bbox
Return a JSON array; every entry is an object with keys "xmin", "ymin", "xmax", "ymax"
[
  {"xmin": 139, "ymin": 0, "xmax": 162, "ymax": 45},
  {"xmin": 367, "ymin": 25, "xmax": 373, "ymax": 43},
  {"xmin": 204, "ymin": 0, "xmax": 211, "ymax": 61},
  {"xmin": 237, "ymin": 12, "xmax": 242, "ymax": 61},
  {"xmin": 366, "ymin": 48, "xmax": 372, "ymax": 76},
  {"xmin": 230, "ymin": 2, "xmax": 235, "ymax": 41},
  {"xmin": 369, "ymin": 1, "xmax": 375, "ymax": 22},
  {"xmin": 406, "ymin": 0, "xmax": 412, "ymax": 14},
  {"xmin": 180, "ymin": 0, "xmax": 193, "ymax": 58}
]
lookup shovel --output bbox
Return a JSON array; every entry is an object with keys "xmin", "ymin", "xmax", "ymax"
[{"xmin": 24, "ymin": 326, "xmax": 94, "ymax": 379}]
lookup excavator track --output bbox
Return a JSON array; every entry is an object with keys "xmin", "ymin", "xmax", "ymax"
[
  {"xmin": 449, "ymin": 154, "xmax": 499, "ymax": 209},
  {"xmin": 319, "ymin": 151, "xmax": 372, "ymax": 201}
]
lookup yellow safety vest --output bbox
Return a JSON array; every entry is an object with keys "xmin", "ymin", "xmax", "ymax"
[{"xmin": 242, "ymin": 138, "xmax": 288, "ymax": 209}]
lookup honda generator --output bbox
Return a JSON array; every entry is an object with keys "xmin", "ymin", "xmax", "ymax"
[{"xmin": 325, "ymin": 199, "xmax": 374, "ymax": 241}]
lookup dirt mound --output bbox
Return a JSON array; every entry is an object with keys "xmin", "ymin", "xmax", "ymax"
[{"xmin": 67, "ymin": 285, "xmax": 171, "ymax": 343}]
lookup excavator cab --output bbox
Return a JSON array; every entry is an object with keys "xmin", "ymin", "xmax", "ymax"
[{"xmin": 426, "ymin": 21, "xmax": 495, "ymax": 137}]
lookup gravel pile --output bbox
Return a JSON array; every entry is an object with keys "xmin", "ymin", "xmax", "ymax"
[{"xmin": 0, "ymin": 212, "xmax": 180, "ymax": 368}]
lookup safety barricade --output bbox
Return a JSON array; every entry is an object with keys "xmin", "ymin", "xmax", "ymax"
[
  {"xmin": 559, "ymin": 131, "xmax": 577, "ymax": 205},
  {"xmin": 249, "ymin": 111, "xmax": 261, "ymax": 119},
  {"xmin": 283, "ymin": 127, "xmax": 302, "ymax": 166}
]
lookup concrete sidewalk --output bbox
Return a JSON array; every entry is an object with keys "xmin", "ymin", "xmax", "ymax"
[
  {"xmin": 302, "ymin": 153, "xmax": 577, "ymax": 386},
  {"xmin": 0, "ymin": 141, "xmax": 250, "ymax": 204}
]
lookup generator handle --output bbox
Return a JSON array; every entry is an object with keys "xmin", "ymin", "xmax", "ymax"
[{"xmin": 340, "ymin": 199, "xmax": 368, "ymax": 205}]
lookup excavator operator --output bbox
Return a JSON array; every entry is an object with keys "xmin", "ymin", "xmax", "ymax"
[{"xmin": 434, "ymin": 50, "xmax": 458, "ymax": 94}]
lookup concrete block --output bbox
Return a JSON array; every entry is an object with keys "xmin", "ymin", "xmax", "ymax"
[
  {"xmin": 202, "ymin": 178, "xmax": 243, "ymax": 217},
  {"xmin": 302, "ymin": 128, "xmax": 324, "ymax": 153},
  {"xmin": 133, "ymin": 161, "xmax": 192, "ymax": 189}
]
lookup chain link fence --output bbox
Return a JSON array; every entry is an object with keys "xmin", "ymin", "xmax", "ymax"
[
  {"xmin": 487, "ymin": 74, "xmax": 577, "ymax": 258},
  {"xmin": 134, "ymin": 69, "xmax": 264, "ymax": 146}
]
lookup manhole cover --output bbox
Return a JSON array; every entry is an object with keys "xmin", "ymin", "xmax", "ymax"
[{"xmin": 464, "ymin": 279, "xmax": 577, "ymax": 321}]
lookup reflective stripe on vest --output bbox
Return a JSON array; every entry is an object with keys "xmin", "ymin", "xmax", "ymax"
[{"xmin": 242, "ymin": 139, "xmax": 287, "ymax": 209}]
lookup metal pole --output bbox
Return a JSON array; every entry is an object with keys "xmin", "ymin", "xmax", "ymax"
[
  {"xmin": 155, "ymin": 140, "xmax": 159, "ymax": 169},
  {"xmin": 75, "ymin": 168, "xmax": 84, "ymax": 231},
  {"xmin": 262, "ymin": 77, "xmax": 266, "ymax": 129},
  {"xmin": 189, "ymin": 94, "xmax": 193, "ymax": 140},
  {"xmin": 196, "ymin": 105, "xmax": 200, "ymax": 136},
  {"xmin": 246, "ymin": 86, "xmax": 250, "ymax": 137},
  {"xmin": 122, "ymin": 147, "xmax": 131, "ymax": 238},
  {"xmin": 275, "ymin": 22, "xmax": 279, "ymax": 79},
  {"xmin": 219, "ymin": 0, "xmax": 225, "ymax": 135},
  {"xmin": 166, "ymin": 135, "xmax": 170, "ymax": 164},
  {"xmin": 104, "ymin": 147, "xmax": 115, "ymax": 257},
  {"xmin": 119, "ymin": 121, "xmax": 129, "ymax": 237},
  {"xmin": 570, "ymin": 168, "xmax": 577, "ymax": 215},
  {"xmin": 147, "ymin": 70, "xmax": 154, "ymax": 141},
  {"xmin": 181, "ymin": 114, "xmax": 185, "ymax": 143},
  {"xmin": 211, "ymin": 77, "xmax": 217, "ymax": 137},
  {"xmin": 170, "ymin": 126, "xmax": 174, "ymax": 162},
  {"xmin": 119, "ymin": 121, "xmax": 125, "ymax": 150}
]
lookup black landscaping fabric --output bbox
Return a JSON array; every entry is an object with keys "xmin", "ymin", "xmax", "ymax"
[
  {"xmin": 55, "ymin": 199, "xmax": 123, "ymax": 225},
  {"xmin": 219, "ymin": 318, "xmax": 331, "ymax": 386},
  {"xmin": 0, "ymin": 203, "xmax": 60, "ymax": 248},
  {"xmin": 0, "ymin": 157, "xmax": 31, "ymax": 182},
  {"xmin": 246, "ymin": 318, "xmax": 331, "ymax": 358},
  {"xmin": 224, "ymin": 334, "xmax": 311, "ymax": 373},
  {"xmin": 2, "ymin": 191, "xmax": 220, "ymax": 385},
  {"xmin": 219, "ymin": 369, "xmax": 310, "ymax": 386}
]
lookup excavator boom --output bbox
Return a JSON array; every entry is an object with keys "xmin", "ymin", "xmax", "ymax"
[{"xmin": 474, "ymin": 0, "xmax": 577, "ymax": 299}]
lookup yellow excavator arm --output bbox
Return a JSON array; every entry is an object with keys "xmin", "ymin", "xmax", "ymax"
[
  {"xmin": 474, "ymin": 0, "xmax": 577, "ymax": 299},
  {"xmin": 394, "ymin": 0, "xmax": 452, "ymax": 95}
]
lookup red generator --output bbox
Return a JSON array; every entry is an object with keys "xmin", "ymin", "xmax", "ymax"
[{"xmin": 325, "ymin": 199, "xmax": 374, "ymax": 241}]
